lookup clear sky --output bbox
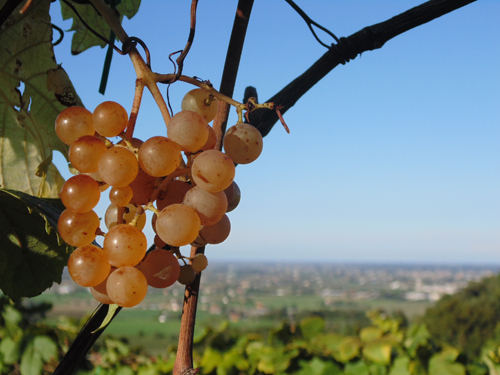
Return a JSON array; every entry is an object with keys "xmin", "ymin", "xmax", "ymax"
[{"xmin": 49, "ymin": 1, "xmax": 499, "ymax": 264}]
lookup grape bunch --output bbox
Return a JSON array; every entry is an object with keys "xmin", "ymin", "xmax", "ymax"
[{"xmin": 55, "ymin": 88, "xmax": 263, "ymax": 308}]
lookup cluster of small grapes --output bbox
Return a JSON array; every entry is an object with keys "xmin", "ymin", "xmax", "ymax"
[{"xmin": 55, "ymin": 88, "xmax": 263, "ymax": 308}]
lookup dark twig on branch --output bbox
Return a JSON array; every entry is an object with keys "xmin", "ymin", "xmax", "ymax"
[{"xmin": 249, "ymin": 0, "xmax": 477, "ymax": 137}]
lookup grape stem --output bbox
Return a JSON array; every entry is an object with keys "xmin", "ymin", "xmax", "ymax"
[
  {"xmin": 125, "ymin": 78, "xmax": 145, "ymax": 141},
  {"xmin": 89, "ymin": 0, "xmax": 172, "ymax": 129},
  {"xmin": 88, "ymin": 0, "xmax": 282, "ymax": 135}
]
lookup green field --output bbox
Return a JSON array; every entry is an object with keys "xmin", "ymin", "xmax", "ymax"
[{"xmin": 32, "ymin": 288, "xmax": 433, "ymax": 355}]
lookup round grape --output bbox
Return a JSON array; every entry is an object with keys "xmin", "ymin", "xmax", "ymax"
[
  {"xmin": 67, "ymin": 245, "xmax": 111, "ymax": 287},
  {"xmin": 183, "ymin": 185, "xmax": 227, "ymax": 226},
  {"xmin": 198, "ymin": 214, "xmax": 231, "ymax": 244},
  {"xmin": 224, "ymin": 181, "xmax": 241, "ymax": 212},
  {"xmin": 139, "ymin": 136, "xmax": 182, "ymax": 177},
  {"xmin": 191, "ymin": 253, "xmax": 208, "ymax": 272},
  {"xmin": 93, "ymin": 101, "xmax": 128, "ymax": 137},
  {"xmin": 60, "ymin": 174, "xmax": 101, "ymax": 213},
  {"xmin": 69, "ymin": 135, "xmax": 107, "ymax": 173},
  {"xmin": 181, "ymin": 89, "xmax": 219, "ymax": 123},
  {"xmin": 139, "ymin": 249, "xmax": 180, "ymax": 288},
  {"xmin": 223, "ymin": 123, "xmax": 263, "ymax": 164},
  {"xmin": 98, "ymin": 146, "xmax": 139, "ymax": 187},
  {"xmin": 191, "ymin": 150, "xmax": 235, "ymax": 193},
  {"xmin": 58, "ymin": 209, "xmax": 100, "ymax": 247},
  {"xmin": 155, "ymin": 204, "xmax": 201, "ymax": 247},
  {"xmin": 177, "ymin": 265, "xmax": 196, "ymax": 285},
  {"xmin": 106, "ymin": 266, "xmax": 148, "ymax": 307},
  {"xmin": 55, "ymin": 106, "xmax": 95, "ymax": 145},
  {"xmin": 109, "ymin": 185, "xmax": 133, "ymax": 207},
  {"xmin": 167, "ymin": 110, "xmax": 209, "ymax": 153},
  {"xmin": 103, "ymin": 224, "xmax": 147, "ymax": 267}
]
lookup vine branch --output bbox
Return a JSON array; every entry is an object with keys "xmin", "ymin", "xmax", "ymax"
[{"xmin": 248, "ymin": 0, "xmax": 477, "ymax": 137}]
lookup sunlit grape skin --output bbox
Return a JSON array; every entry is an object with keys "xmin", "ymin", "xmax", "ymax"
[
  {"xmin": 191, "ymin": 150, "xmax": 235, "ymax": 193},
  {"xmin": 103, "ymin": 224, "xmax": 147, "ymax": 267},
  {"xmin": 109, "ymin": 185, "xmax": 133, "ymax": 207},
  {"xmin": 223, "ymin": 123, "xmax": 263, "ymax": 164},
  {"xmin": 138, "ymin": 136, "xmax": 182, "ymax": 177},
  {"xmin": 67, "ymin": 245, "xmax": 111, "ymax": 287},
  {"xmin": 93, "ymin": 101, "xmax": 128, "ymax": 137},
  {"xmin": 55, "ymin": 106, "xmax": 95, "ymax": 145},
  {"xmin": 69, "ymin": 135, "xmax": 107, "ymax": 173},
  {"xmin": 58, "ymin": 209, "xmax": 100, "ymax": 247},
  {"xmin": 106, "ymin": 266, "xmax": 148, "ymax": 307},
  {"xmin": 60, "ymin": 174, "xmax": 101, "ymax": 213},
  {"xmin": 156, "ymin": 204, "xmax": 201, "ymax": 247},
  {"xmin": 98, "ymin": 146, "xmax": 139, "ymax": 188},
  {"xmin": 167, "ymin": 110, "xmax": 209, "ymax": 152},
  {"xmin": 139, "ymin": 249, "xmax": 180, "ymax": 288},
  {"xmin": 183, "ymin": 185, "xmax": 227, "ymax": 226},
  {"xmin": 181, "ymin": 88, "xmax": 219, "ymax": 123}
]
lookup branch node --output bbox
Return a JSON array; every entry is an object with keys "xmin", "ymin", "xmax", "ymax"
[{"xmin": 329, "ymin": 37, "xmax": 358, "ymax": 64}]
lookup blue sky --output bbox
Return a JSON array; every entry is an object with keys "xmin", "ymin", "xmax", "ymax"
[{"xmin": 50, "ymin": 1, "xmax": 499, "ymax": 264}]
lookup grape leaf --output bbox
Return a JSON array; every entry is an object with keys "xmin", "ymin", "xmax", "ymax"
[
  {"xmin": 0, "ymin": 0, "xmax": 82, "ymax": 198},
  {"xmin": 60, "ymin": 0, "xmax": 141, "ymax": 55},
  {"xmin": 0, "ymin": 189, "xmax": 71, "ymax": 301},
  {"xmin": 92, "ymin": 303, "xmax": 120, "ymax": 333}
]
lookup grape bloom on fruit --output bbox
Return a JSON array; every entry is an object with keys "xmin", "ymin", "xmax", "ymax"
[{"xmin": 54, "ymin": 84, "xmax": 280, "ymax": 307}]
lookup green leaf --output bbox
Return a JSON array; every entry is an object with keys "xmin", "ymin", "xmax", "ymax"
[
  {"xmin": 200, "ymin": 347, "xmax": 223, "ymax": 374},
  {"xmin": 0, "ymin": 337, "xmax": 21, "ymax": 364},
  {"xmin": 299, "ymin": 316, "xmax": 325, "ymax": 341},
  {"xmin": 220, "ymin": 347, "xmax": 249, "ymax": 373},
  {"xmin": 363, "ymin": 341, "xmax": 392, "ymax": 365},
  {"xmin": 0, "ymin": 0, "xmax": 82, "ymax": 198},
  {"xmin": 19, "ymin": 341, "xmax": 43, "ymax": 375},
  {"xmin": 116, "ymin": 366, "xmax": 135, "ymax": 375},
  {"xmin": 429, "ymin": 348, "xmax": 465, "ymax": 375},
  {"xmin": 344, "ymin": 360, "xmax": 370, "ymax": 375},
  {"xmin": 404, "ymin": 324, "xmax": 430, "ymax": 358},
  {"xmin": 246, "ymin": 342, "xmax": 298, "ymax": 374},
  {"xmin": 60, "ymin": 0, "xmax": 141, "ymax": 55},
  {"xmin": 0, "ymin": 189, "xmax": 70, "ymax": 301},
  {"xmin": 360, "ymin": 327, "xmax": 384, "ymax": 343},
  {"xmin": 92, "ymin": 304, "xmax": 120, "ymax": 333},
  {"xmin": 388, "ymin": 356, "xmax": 411, "ymax": 375},
  {"xmin": 294, "ymin": 357, "xmax": 343, "ymax": 375},
  {"xmin": 369, "ymin": 363, "xmax": 388, "ymax": 375},
  {"xmin": 333, "ymin": 336, "xmax": 361, "ymax": 363},
  {"xmin": 33, "ymin": 335, "xmax": 58, "ymax": 362}
]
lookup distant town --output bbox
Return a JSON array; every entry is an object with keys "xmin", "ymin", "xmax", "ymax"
[{"xmin": 46, "ymin": 262, "xmax": 500, "ymax": 323}]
